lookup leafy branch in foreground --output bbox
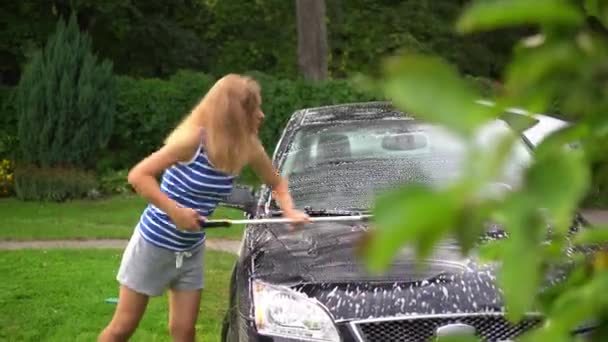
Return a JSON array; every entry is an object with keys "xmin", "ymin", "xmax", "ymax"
[{"xmin": 361, "ymin": 0, "xmax": 608, "ymax": 340}]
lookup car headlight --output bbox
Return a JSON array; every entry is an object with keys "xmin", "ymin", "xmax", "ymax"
[{"xmin": 252, "ymin": 280, "xmax": 340, "ymax": 341}]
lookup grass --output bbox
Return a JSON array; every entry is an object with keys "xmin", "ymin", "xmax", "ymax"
[
  {"xmin": 0, "ymin": 249, "xmax": 236, "ymax": 341},
  {"xmin": 0, "ymin": 195, "xmax": 247, "ymax": 241}
]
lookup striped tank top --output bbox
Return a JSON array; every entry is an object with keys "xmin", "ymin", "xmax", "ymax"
[{"xmin": 137, "ymin": 132, "xmax": 235, "ymax": 251}]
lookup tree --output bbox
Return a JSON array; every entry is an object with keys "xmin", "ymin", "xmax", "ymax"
[
  {"xmin": 15, "ymin": 12, "xmax": 115, "ymax": 169},
  {"xmin": 296, "ymin": 0, "xmax": 328, "ymax": 81},
  {"xmin": 360, "ymin": 0, "xmax": 608, "ymax": 340}
]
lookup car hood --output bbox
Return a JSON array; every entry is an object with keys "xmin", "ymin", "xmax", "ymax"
[
  {"xmin": 251, "ymin": 220, "xmax": 483, "ymax": 283},
  {"xmin": 247, "ymin": 221, "xmax": 520, "ymax": 320}
]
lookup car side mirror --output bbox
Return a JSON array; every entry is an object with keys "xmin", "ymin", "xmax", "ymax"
[{"xmin": 219, "ymin": 185, "xmax": 258, "ymax": 217}]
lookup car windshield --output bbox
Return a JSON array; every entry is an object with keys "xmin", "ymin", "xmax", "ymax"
[{"xmin": 279, "ymin": 118, "xmax": 532, "ymax": 211}]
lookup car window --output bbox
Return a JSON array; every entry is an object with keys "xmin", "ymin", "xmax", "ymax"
[
  {"xmin": 278, "ymin": 119, "xmax": 532, "ymax": 211},
  {"xmin": 283, "ymin": 120, "xmax": 529, "ymax": 181}
]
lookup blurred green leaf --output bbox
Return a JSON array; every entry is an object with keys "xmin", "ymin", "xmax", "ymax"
[
  {"xmin": 500, "ymin": 111, "xmax": 540, "ymax": 134},
  {"xmin": 585, "ymin": 0, "xmax": 608, "ymax": 27},
  {"xmin": 536, "ymin": 257, "xmax": 590, "ymax": 313},
  {"xmin": 541, "ymin": 272, "xmax": 608, "ymax": 338},
  {"xmin": 475, "ymin": 130, "xmax": 517, "ymax": 183},
  {"xmin": 381, "ymin": 54, "xmax": 494, "ymax": 136},
  {"xmin": 533, "ymin": 124, "xmax": 587, "ymax": 158},
  {"xmin": 499, "ymin": 196, "xmax": 544, "ymax": 321},
  {"xmin": 585, "ymin": 0, "xmax": 600, "ymax": 17},
  {"xmin": 448, "ymin": 134, "xmax": 515, "ymax": 256},
  {"xmin": 508, "ymin": 41, "xmax": 580, "ymax": 87},
  {"xmin": 365, "ymin": 0, "xmax": 608, "ymax": 336},
  {"xmin": 525, "ymin": 146, "xmax": 589, "ymax": 234},
  {"xmin": 545, "ymin": 239, "xmax": 569, "ymax": 260},
  {"xmin": 518, "ymin": 324, "xmax": 571, "ymax": 342},
  {"xmin": 478, "ymin": 239, "xmax": 507, "ymax": 263},
  {"xmin": 365, "ymin": 183, "xmax": 460, "ymax": 271},
  {"xmin": 457, "ymin": 0, "xmax": 584, "ymax": 34},
  {"xmin": 454, "ymin": 201, "xmax": 492, "ymax": 255},
  {"xmin": 574, "ymin": 228, "xmax": 608, "ymax": 245},
  {"xmin": 523, "ymin": 261, "xmax": 608, "ymax": 340},
  {"xmin": 505, "ymin": 41, "xmax": 583, "ymax": 111}
]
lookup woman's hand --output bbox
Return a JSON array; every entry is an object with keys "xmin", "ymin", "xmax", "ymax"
[
  {"xmin": 248, "ymin": 141, "xmax": 309, "ymax": 230},
  {"xmin": 127, "ymin": 128, "xmax": 202, "ymax": 226},
  {"xmin": 283, "ymin": 208, "xmax": 310, "ymax": 230},
  {"xmin": 169, "ymin": 207, "xmax": 203, "ymax": 231}
]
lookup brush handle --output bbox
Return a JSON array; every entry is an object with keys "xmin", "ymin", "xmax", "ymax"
[
  {"xmin": 201, "ymin": 220, "xmax": 232, "ymax": 228},
  {"xmin": 200, "ymin": 214, "xmax": 372, "ymax": 229}
]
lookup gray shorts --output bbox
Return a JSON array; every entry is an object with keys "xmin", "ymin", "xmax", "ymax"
[{"xmin": 117, "ymin": 228, "xmax": 205, "ymax": 297}]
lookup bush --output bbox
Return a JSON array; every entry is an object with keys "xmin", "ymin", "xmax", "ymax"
[
  {"xmin": 99, "ymin": 169, "xmax": 132, "ymax": 195},
  {"xmin": 100, "ymin": 70, "xmax": 215, "ymax": 172},
  {"xmin": 0, "ymin": 85, "xmax": 17, "ymax": 160},
  {"xmin": 105, "ymin": 70, "xmax": 379, "ymax": 170},
  {"xmin": 0, "ymin": 158, "xmax": 14, "ymax": 197},
  {"xmin": 15, "ymin": 12, "xmax": 115, "ymax": 170},
  {"xmin": 14, "ymin": 165, "xmax": 98, "ymax": 202},
  {"xmin": 244, "ymin": 71, "xmax": 380, "ymax": 153}
]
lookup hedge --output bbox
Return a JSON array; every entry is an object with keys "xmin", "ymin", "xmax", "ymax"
[
  {"xmin": 14, "ymin": 164, "xmax": 98, "ymax": 202},
  {"xmin": 99, "ymin": 70, "xmax": 378, "ymax": 172},
  {"xmin": 0, "ymin": 85, "xmax": 17, "ymax": 160},
  {"xmin": 2, "ymin": 70, "xmax": 379, "ymax": 172},
  {"xmin": 100, "ymin": 70, "xmax": 216, "ymax": 172},
  {"xmin": 2, "ymin": 70, "xmax": 605, "ymax": 206},
  {"xmin": 243, "ymin": 71, "xmax": 379, "ymax": 152}
]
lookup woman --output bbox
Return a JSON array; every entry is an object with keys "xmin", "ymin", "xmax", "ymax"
[{"xmin": 98, "ymin": 74, "xmax": 309, "ymax": 342}]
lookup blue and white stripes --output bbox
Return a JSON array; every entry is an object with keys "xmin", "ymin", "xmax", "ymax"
[{"xmin": 137, "ymin": 143, "xmax": 235, "ymax": 251}]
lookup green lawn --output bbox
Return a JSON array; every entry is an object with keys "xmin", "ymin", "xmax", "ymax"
[
  {"xmin": 0, "ymin": 195, "xmax": 247, "ymax": 241},
  {"xmin": 0, "ymin": 249, "xmax": 236, "ymax": 341}
]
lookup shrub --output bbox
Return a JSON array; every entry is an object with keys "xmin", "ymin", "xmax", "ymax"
[
  {"xmin": 104, "ymin": 70, "xmax": 378, "ymax": 170},
  {"xmin": 0, "ymin": 159, "xmax": 14, "ymax": 197},
  {"xmin": 244, "ymin": 71, "xmax": 380, "ymax": 153},
  {"xmin": 14, "ymin": 165, "xmax": 98, "ymax": 202},
  {"xmin": 99, "ymin": 169, "xmax": 133, "ymax": 195},
  {"xmin": 13, "ymin": 13, "xmax": 115, "ymax": 201},
  {"xmin": 0, "ymin": 86, "xmax": 17, "ymax": 160},
  {"xmin": 100, "ymin": 70, "xmax": 215, "ymax": 172},
  {"xmin": 15, "ymin": 12, "xmax": 115, "ymax": 170}
]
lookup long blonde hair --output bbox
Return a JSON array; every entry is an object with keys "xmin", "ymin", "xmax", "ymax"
[{"xmin": 164, "ymin": 74, "xmax": 262, "ymax": 175}]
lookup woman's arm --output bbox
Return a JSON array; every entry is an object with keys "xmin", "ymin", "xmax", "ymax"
[
  {"xmin": 249, "ymin": 142, "xmax": 309, "ymax": 224},
  {"xmin": 127, "ymin": 129, "xmax": 203, "ymax": 230}
]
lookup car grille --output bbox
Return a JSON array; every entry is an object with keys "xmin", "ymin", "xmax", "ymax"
[{"xmin": 352, "ymin": 314, "xmax": 542, "ymax": 342}]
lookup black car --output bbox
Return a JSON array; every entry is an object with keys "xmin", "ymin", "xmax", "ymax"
[{"xmin": 218, "ymin": 102, "xmax": 594, "ymax": 342}]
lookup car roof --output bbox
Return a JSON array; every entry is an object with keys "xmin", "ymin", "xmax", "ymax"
[
  {"xmin": 522, "ymin": 114, "xmax": 569, "ymax": 146},
  {"xmin": 296, "ymin": 101, "xmax": 411, "ymax": 125},
  {"xmin": 475, "ymin": 99, "xmax": 570, "ymax": 146},
  {"xmin": 291, "ymin": 100, "xmax": 569, "ymax": 147}
]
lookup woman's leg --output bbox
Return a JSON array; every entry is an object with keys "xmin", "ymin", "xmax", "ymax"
[
  {"xmin": 98, "ymin": 285, "xmax": 149, "ymax": 342},
  {"xmin": 168, "ymin": 288, "xmax": 202, "ymax": 342}
]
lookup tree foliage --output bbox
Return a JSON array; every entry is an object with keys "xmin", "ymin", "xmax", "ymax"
[
  {"xmin": 0, "ymin": 0, "xmax": 524, "ymax": 84},
  {"xmin": 362, "ymin": 0, "xmax": 608, "ymax": 339},
  {"xmin": 325, "ymin": 0, "xmax": 527, "ymax": 78},
  {"xmin": 15, "ymin": 12, "xmax": 115, "ymax": 169}
]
